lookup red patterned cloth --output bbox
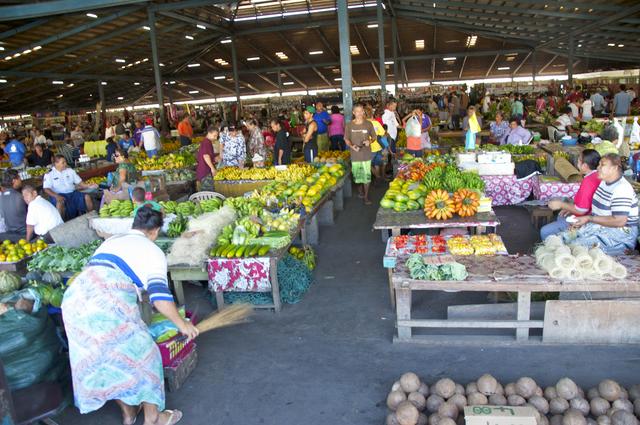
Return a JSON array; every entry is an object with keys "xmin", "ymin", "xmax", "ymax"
[
  {"xmin": 532, "ymin": 175, "xmax": 581, "ymax": 202},
  {"xmin": 481, "ymin": 175, "xmax": 535, "ymax": 206},
  {"xmin": 207, "ymin": 258, "xmax": 271, "ymax": 292}
]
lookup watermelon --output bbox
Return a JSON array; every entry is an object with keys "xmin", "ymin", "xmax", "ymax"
[{"xmin": 380, "ymin": 199, "xmax": 395, "ymax": 209}]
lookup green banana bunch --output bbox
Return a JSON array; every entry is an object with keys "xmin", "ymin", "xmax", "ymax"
[{"xmin": 167, "ymin": 214, "xmax": 188, "ymax": 238}]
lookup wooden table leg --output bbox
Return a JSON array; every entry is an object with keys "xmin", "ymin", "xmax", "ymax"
[
  {"xmin": 270, "ymin": 257, "xmax": 281, "ymax": 312},
  {"xmin": 215, "ymin": 291, "xmax": 225, "ymax": 311},
  {"xmin": 173, "ymin": 280, "xmax": 185, "ymax": 306},
  {"xmin": 391, "ymin": 228, "xmax": 401, "ymax": 237},
  {"xmin": 516, "ymin": 291, "xmax": 531, "ymax": 341},
  {"xmin": 396, "ymin": 285, "xmax": 412, "ymax": 341},
  {"xmin": 388, "ymin": 268, "xmax": 396, "ymax": 310}
]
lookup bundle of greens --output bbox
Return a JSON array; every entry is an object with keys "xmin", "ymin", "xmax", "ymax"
[
  {"xmin": 27, "ymin": 240, "xmax": 101, "ymax": 273},
  {"xmin": 405, "ymin": 254, "xmax": 468, "ymax": 281}
]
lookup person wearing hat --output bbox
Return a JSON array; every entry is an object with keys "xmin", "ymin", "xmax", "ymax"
[
  {"xmin": 302, "ymin": 106, "xmax": 319, "ymax": 163},
  {"xmin": 220, "ymin": 123, "xmax": 246, "ymax": 168},
  {"xmin": 141, "ymin": 118, "xmax": 160, "ymax": 158}
]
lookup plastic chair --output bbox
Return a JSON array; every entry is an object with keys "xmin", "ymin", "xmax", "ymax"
[
  {"xmin": 188, "ymin": 191, "xmax": 226, "ymax": 202},
  {"xmin": 0, "ymin": 360, "xmax": 62, "ymax": 425}
]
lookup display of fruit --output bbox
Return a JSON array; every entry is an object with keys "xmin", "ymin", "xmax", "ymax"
[
  {"xmin": 133, "ymin": 151, "xmax": 195, "ymax": 170},
  {"xmin": 165, "ymin": 169, "xmax": 195, "ymax": 182},
  {"xmin": 214, "ymin": 164, "xmax": 316, "ymax": 182},
  {"xmin": 397, "ymin": 160, "xmax": 444, "ymax": 181},
  {"xmin": 85, "ymin": 176, "xmax": 107, "ymax": 186},
  {"xmin": 99, "ymin": 200, "xmax": 134, "ymax": 218},
  {"xmin": 223, "ymin": 197, "xmax": 264, "ymax": 218},
  {"xmin": 260, "ymin": 208, "xmax": 300, "ymax": 232},
  {"xmin": 289, "ymin": 245, "xmax": 316, "ymax": 270},
  {"xmin": 27, "ymin": 167, "xmax": 49, "ymax": 178},
  {"xmin": 161, "ymin": 139, "xmax": 182, "ymax": 153},
  {"xmin": 315, "ymin": 150, "xmax": 350, "ymax": 162},
  {"xmin": 209, "ymin": 243, "xmax": 271, "ymax": 258},
  {"xmin": 447, "ymin": 235, "xmax": 475, "ymax": 255},
  {"xmin": 422, "ymin": 165, "xmax": 485, "ymax": 193},
  {"xmin": 453, "ymin": 188, "xmax": 480, "ymax": 217},
  {"xmin": 167, "ymin": 214, "xmax": 188, "ymax": 238},
  {"xmin": 512, "ymin": 154, "xmax": 547, "ymax": 168},
  {"xmin": 381, "ymin": 178, "xmax": 426, "ymax": 211},
  {"xmin": 0, "ymin": 239, "xmax": 48, "ymax": 263},
  {"xmin": 423, "ymin": 189, "xmax": 455, "ymax": 220},
  {"xmin": 553, "ymin": 151, "xmax": 570, "ymax": 161}
]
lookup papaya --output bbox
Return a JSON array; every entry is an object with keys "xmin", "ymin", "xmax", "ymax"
[
  {"xmin": 380, "ymin": 199, "xmax": 395, "ymax": 209},
  {"xmin": 406, "ymin": 200, "xmax": 420, "ymax": 210},
  {"xmin": 393, "ymin": 202, "xmax": 408, "ymax": 212},
  {"xmin": 394, "ymin": 193, "xmax": 409, "ymax": 203}
]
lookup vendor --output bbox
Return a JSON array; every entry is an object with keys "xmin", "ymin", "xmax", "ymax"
[
  {"xmin": 541, "ymin": 149, "xmax": 601, "ymax": 240},
  {"xmin": 27, "ymin": 143, "xmax": 53, "ymax": 167},
  {"xmin": 489, "ymin": 112, "xmax": 509, "ymax": 145},
  {"xmin": 43, "ymin": 155, "xmax": 96, "ymax": 219},
  {"xmin": 102, "ymin": 147, "xmax": 138, "ymax": 206},
  {"xmin": 196, "ymin": 126, "xmax": 219, "ymax": 191},
  {"xmin": 0, "ymin": 170, "xmax": 27, "ymax": 242},
  {"xmin": 270, "ymin": 119, "xmax": 291, "ymax": 165},
  {"xmin": 61, "ymin": 207, "xmax": 198, "ymax": 425},
  {"xmin": 247, "ymin": 119, "xmax": 266, "ymax": 161},
  {"xmin": 504, "ymin": 119, "xmax": 532, "ymax": 145},
  {"xmin": 553, "ymin": 107, "xmax": 575, "ymax": 139},
  {"xmin": 119, "ymin": 130, "xmax": 136, "ymax": 152},
  {"xmin": 220, "ymin": 123, "xmax": 246, "ymax": 168},
  {"xmin": 22, "ymin": 184, "xmax": 63, "ymax": 242},
  {"xmin": 567, "ymin": 153, "xmax": 638, "ymax": 255},
  {"xmin": 5, "ymin": 134, "xmax": 26, "ymax": 168},
  {"xmin": 177, "ymin": 115, "xmax": 193, "ymax": 147}
]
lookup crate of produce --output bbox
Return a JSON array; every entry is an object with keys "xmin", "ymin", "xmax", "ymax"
[
  {"xmin": 164, "ymin": 343, "xmax": 198, "ymax": 392},
  {"xmin": 214, "ymin": 180, "xmax": 271, "ymax": 198},
  {"xmin": 156, "ymin": 311, "xmax": 197, "ymax": 367}
]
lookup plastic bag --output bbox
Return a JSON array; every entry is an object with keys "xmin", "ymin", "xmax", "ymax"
[
  {"xmin": 405, "ymin": 116, "xmax": 421, "ymax": 138},
  {"xmin": 630, "ymin": 117, "xmax": 640, "ymax": 145},
  {"xmin": 0, "ymin": 294, "xmax": 67, "ymax": 391}
]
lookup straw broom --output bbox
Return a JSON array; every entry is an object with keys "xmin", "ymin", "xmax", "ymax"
[{"xmin": 196, "ymin": 304, "xmax": 254, "ymax": 334}]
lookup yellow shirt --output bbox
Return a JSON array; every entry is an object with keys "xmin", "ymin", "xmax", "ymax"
[{"xmin": 369, "ymin": 119, "xmax": 384, "ymax": 152}]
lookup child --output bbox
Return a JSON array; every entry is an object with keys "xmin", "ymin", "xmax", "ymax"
[{"xmin": 131, "ymin": 186, "xmax": 162, "ymax": 217}]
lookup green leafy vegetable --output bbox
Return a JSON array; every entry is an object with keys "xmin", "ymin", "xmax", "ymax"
[{"xmin": 28, "ymin": 240, "xmax": 101, "ymax": 273}]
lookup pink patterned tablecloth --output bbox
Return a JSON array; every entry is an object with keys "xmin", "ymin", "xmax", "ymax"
[
  {"xmin": 532, "ymin": 176, "xmax": 580, "ymax": 201},
  {"xmin": 207, "ymin": 258, "xmax": 271, "ymax": 292},
  {"xmin": 481, "ymin": 175, "xmax": 535, "ymax": 206}
]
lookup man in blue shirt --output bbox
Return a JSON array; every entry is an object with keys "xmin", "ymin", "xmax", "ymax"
[
  {"xmin": 313, "ymin": 102, "xmax": 331, "ymax": 152},
  {"xmin": 613, "ymin": 84, "xmax": 631, "ymax": 117},
  {"xmin": 590, "ymin": 91, "xmax": 606, "ymax": 117},
  {"xmin": 119, "ymin": 130, "xmax": 135, "ymax": 151},
  {"xmin": 4, "ymin": 135, "xmax": 26, "ymax": 168}
]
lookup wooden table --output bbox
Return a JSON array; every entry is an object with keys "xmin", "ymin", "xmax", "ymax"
[
  {"xmin": 373, "ymin": 209, "xmax": 500, "ymax": 241},
  {"xmin": 392, "ymin": 254, "xmax": 640, "ymax": 345}
]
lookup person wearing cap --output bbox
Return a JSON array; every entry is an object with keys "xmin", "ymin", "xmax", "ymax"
[
  {"xmin": 220, "ymin": 123, "xmax": 246, "ymax": 168},
  {"xmin": 302, "ymin": 106, "xmax": 319, "ymax": 163},
  {"xmin": 141, "ymin": 118, "xmax": 161, "ymax": 158},
  {"xmin": 246, "ymin": 119, "xmax": 266, "ymax": 161}
]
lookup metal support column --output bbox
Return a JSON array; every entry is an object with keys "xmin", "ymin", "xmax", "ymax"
[
  {"xmin": 147, "ymin": 8, "xmax": 167, "ymax": 132},
  {"xmin": 231, "ymin": 36, "xmax": 241, "ymax": 119},
  {"xmin": 376, "ymin": 0, "xmax": 386, "ymax": 100},
  {"xmin": 532, "ymin": 49, "xmax": 537, "ymax": 89},
  {"xmin": 277, "ymin": 69, "xmax": 282, "ymax": 96},
  {"xmin": 98, "ymin": 82, "xmax": 105, "ymax": 137},
  {"xmin": 337, "ymin": 0, "xmax": 353, "ymax": 122},
  {"xmin": 568, "ymin": 34, "xmax": 574, "ymax": 86},
  {"xmin": 391, "ymin": 17, "xmax": 399, "ymax": 93}
]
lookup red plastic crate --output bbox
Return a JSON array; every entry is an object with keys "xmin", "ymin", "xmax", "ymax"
[{"xmin": 156, "ymin": 311, "xmax": 197, "ymax": 367}]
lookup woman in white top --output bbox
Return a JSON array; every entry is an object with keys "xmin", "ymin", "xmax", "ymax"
[{"xmin": 581, "ymin": 98, "xmax": 593, "ymax": 121}]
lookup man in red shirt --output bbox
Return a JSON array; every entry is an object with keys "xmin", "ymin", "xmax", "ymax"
[{"xmin": 541, "ymin": 149, "xmax": 601, "ymax": 240}]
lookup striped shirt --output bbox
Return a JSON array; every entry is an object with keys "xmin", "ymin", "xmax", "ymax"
[{"xmin": 591, "ymin": 176, "xmax": 639, "ymax": 226}]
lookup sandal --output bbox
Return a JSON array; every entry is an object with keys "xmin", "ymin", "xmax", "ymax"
[
  {"xmin": 123, "ymin": 404, "xmax": 142, "ymax": 425},
  {"xmin": 160, "ymin": 410, "xmax": 183, "ymax": 425}
]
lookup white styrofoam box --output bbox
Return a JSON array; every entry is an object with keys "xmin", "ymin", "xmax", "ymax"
[
  {"xmin": 478, "ymin": 162, "xmax": 514, "ymax": 175},
  {"xmin": 458, "ymin": 162, "xmax": 479, "ymax": 172},
  {"xmin": 477, "ymin": 152, "xmax": 511, "ymax": 164},
  {"xmin": 456, "ymin": 152, "xmax": 477, "ymax": 164}
]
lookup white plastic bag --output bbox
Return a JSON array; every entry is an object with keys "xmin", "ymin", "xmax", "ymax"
[
  {"xmin": 630, "ymin": 116, "xmax": 640, "ymax": 145},
  {"xmin": 613, "ymin": 117, "xmax": 625, "ymax": 149},
  {"xmin": 405, "ymin": 116, "xmax": 421, "ymax": 138}
]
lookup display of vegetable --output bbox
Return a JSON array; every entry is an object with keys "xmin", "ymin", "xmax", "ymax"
[
  {"xmin": 99, "ymin": 200, "xmax": 134, "ymax": 218},
  {"xmin": 583, "ymin": 120, "xmax": 605, "ymax": 134},
  {"xmin": 28, "ymin": 240, "xmax": 101, "ymax": 273},
  {"xmin": 0, "ymin": 271, "xmax": 21, "ymax": 295},
  {"xmin": 209, "ymin": 243, "xmax": 271, "ymax": 258},
  {"xmin": 167, "ymin": 214, "xmax": 188, "ymax": 238},
  {"xmin": 405, "ymin": 253, "xmax": 467, "ymax": 281},
  {"xmin": 248, "ymin": 231, "xmax": 291, "ymax": 249},
  {"xmin": 0, "ymin": 239, "xmax": 48, "ymax": 263}
]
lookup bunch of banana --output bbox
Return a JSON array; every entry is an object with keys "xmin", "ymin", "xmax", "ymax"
[
  {"xmin": 99, "ymin": 200, "xmax": 134, "ymax": 218},
  {"xmin": 167, "ymin": 214, "xmax": 188, "ymax": 238},
  {"xmin": 216, "ymin": 224, "xmax": 235, "ymax": 246},
  {"xmin": 223, "ymin": 197, "xmax": 263, "ymax": 218},
  {"xmin": 210, "ymin": 244, "xmax": 271, "ymax": 258},
  {"xmin": 199, "ymin": 198, "xmax": 222, "ymax": 212}
]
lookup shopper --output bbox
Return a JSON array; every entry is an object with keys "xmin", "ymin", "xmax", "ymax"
[
  {"xmin": 568, "ymin": 100, "xmax": 580, "ymax": 121},
  {"xmin": 504, "ymin": 119, "xmax": 532, "ymax": 145},
  {"xmin": 553, "ymin": 107, "xmax": 575, "ymax": 139},
  {"xmin": 270, "ymin": 119, "xmax": 291, "ymax": 165},
  {"xmin": 22, "ymin": 184, "xmax": 63, "ymax": 242},
  {"xmin": 104, "ymin": 118, "xmax": 116, "ymax": 141},
  {"xmin": 33, "ymin": 129, "xmax": 47, "ymax": 147},
  {"xmin": 246, "ymin": 119, "xmax": 266, "ymax": 161},
  {"xmin": 27, "ymin": 143, "xmax": 53, "ymax": 167},
  {"xmin": 541, "ymin": 149, "xmax": 601, "ymax": 240},
  {"xmin": 105, "ymin": 137, "xmax": 118, "ymax": 162},
  {"xmin": 344, "ymin": 104, "xmax": 377, "ymax": 205},
  {"xmin": 313, "ymin": 102, "xmax": 331, "ymax": 152},
  {"xmin": 569, "ymin": 153, "xmax": 638, "ymax": 255},
  {"xmin": 177, "ymin": 115, "xmax": 193, "ymax": 147},
  {"xmin": 196, "ymin": 126, "xmax": 219, "ymax": 191},
  {"xmin": 366, "ymin": 109, "xmax": 386, "ymax": 183},
  {"xmin": 581, "ymin": 97, "xmax": 593, "ymax": 121},
  {"xmin": 511, "ymin": 94, "xmax": 524, "ymax": 122},
  {"xmin": 102, "ymin": 147, "xmax": 138, "ymax": 206},
  {"xmin": 70, "ymin": 125, "xmax": 84, "ymax": 147},
  {"xmin": 302, "ymin": 106, "xmax": 319, "ymax": 163},
  {"xmin": 61, "ymin": 207, "xmax": 197, "ymax": 425},
  {"xmin": 382, "ymin": 100, "xmax": 400, "ymax": 156},
  {"xmin": 328, "ymin": 106, "xmax": 345, "ymax": 151},
  {"xmin": 141, "ymin": 118, "xmax": 161, "ymax": 158},
  {"xmin": 535, "ymin": 94, "xmax": 546, "ymax": 113},
  {"xmin": 0, "ymin": 170, "xmax": 27, "ymax": 242},
  {"xmin": 613, "ymin": 84, "xmax": 632, "ymax": 117},
  {"xmin": 489, "ymin": 112, "xmax": 509, "ymax": 145},
  {"xmin": 119, "ymin": 130, "xmax": 135, "ymax": 152},
  {"xmin": 43, "ymin": 155, "xmax": 96, "ymax": 219},
  {"xmin": 402, "ymin": 110, "xmax": 424, "ymax": 158},
  {"xmin": 219, "ymin": 123, "xmax": 246, "ymax": 168},
  {"xmin": 5, "ymin": 134, "xmax": 26, "ymax": 168},
  {"xmin": 591, "ymin": 91, "xmax": 606, "ymax": 117},
  {"xmin": 133, "ymin": 120, "xmax": 144, "ymax": 147},
  {"xmin": 418, "ymin": 106, "xmax": 432, "ymax": 150}
]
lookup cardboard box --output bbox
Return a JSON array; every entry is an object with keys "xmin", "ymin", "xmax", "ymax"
[{"xmin": 464, "ymin": 405, "xmax": 537, "ymax": 425}]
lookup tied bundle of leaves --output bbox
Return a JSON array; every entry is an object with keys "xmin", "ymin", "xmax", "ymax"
[
  {"xmin": 405, "ymin": 254, "xmax": 468, "ymax": 281},
  {"xmin": 27, "ymin": 240, "xmax": 101, "ymax": 273}
]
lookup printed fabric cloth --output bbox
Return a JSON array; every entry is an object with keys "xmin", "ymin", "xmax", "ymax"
[
  {"xmin": 220, "ymin": 133, "xmax": 247, "ymax": 167},
  {"xmin": 61, "ymin": 265, "xmax": 164, "ymax": 414},
  {"xmin": 532, "ymin": 176, "xmax": 580, "ymax": 201},
  {"xmin": 207, "ymin": 258, "xmax": 271, "ymax": 292},
  {"xmin": 481, "ymin": 175, "xmax": 535, "ymax": 206}
]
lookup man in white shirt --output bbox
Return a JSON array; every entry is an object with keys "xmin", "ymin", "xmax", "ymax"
[
  {"xmin": 140, "ymin": 118, "xmax": 161, "ymax": 158},
  {"xmin": 33, "ymin": 129, "xmax": 47, "ymax": 147},
  {"xmin": 381, "ymin": 100, "xmax": 399, "ymax": 155},
  {"xmin": 553, "ymin": 107, "xmax": 575, "ymax": 140},
  {"xmin": 43, "ymin": 155, "xmax": 96, "ymax": 219},
  {"xmin": 22, "ymin": 184, "xmax": 63, "ymax": 242},
  {"xmin": 568, "ymin": 101, "xmax": 580, "ymax": 121}
]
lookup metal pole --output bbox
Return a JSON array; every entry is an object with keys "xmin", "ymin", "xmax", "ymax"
[
  {"xmin": 277, "ymin": 69, "xmax": 282, "ymax": 96},
  {"xmin": 337, "ymin": 0, "xmax": 353, "ymax": 122},
  {"xmin": 376, "ymin": 0, "xmax": 386, "ymax": 100},
  {"xmin": 568, "ymin": 34, "xmax": 574, "ymax": 86},
  {"xmin": 98, "ymin": 82, "xmax": 105, "ymax": 137},
  {"xmin": 147, "ymin": 8, "xmax": 166, "ymax": 132},
  {"xmin": 391, "ymin": 17, "xmax": 399, "ymax": 94},
  {"xmin": 231, "ymin": 36, "xmax": 241, "ymax": 119},
  {"xmin": 532, "ymin": 49, "xmax": 537, "ymax": 90}
]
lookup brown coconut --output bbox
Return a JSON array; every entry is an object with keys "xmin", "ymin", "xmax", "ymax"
[
  {"xmin": 563, "ymin": 408, "xmax": 587, "ymax": 425},
  {"xmin": 467, "ymin": 392, "xmax": 488, "ymax": 406},
  {"xmin": 529, "ymin": 396, "xmax": 550, "ymax": 415},
  {"xmin": 556, "ymin": 378, "xmax": 580, "ymax": 401},
  {"xmin": 598, "ymin": 380, "xmax": 623, "ymax": 402},
  {"xmin": 627, "ymin": 385, "xmax": 640, "ymax": 401},
  {"xmin": 516, "ymin": 377, "xmax": 538, "ymax": 399},
  {"xmin": 466, "ymin": 382, "xmax": 478, "ymax": 395},
  {"xmin": 570, "ymin": 398, "xmax": 590, "ymax": 416},
  {"xmin": 426, "ymin": 395, "xmax": 445, "ymax": 413},
  {"xmin": 388, "ymin": 391, "xmax": 408, "ymax": 411},
  {"xmin": 546, "ymin": 387, "xmax": 559, "ymax": 400},
  {"xmin": 508, "ymin": 395, "xmax": 526, "ymax": 406},
  {"xmin": 397, "ymin": 401, "xmax": 420, "ymax": 425},
  {"xmin": 489, "ymin": 394, "xmax": 507, "ymax": 406},
  {"xmin": 418, "ymin": 383, "xmax": 430, "ymax": 398},
  {"xmin": 504, "ymin": 383, "xmax": 517, "ymax": 397},
  {"xmin": 408, "ymin": 392, "xmax": 427, "ymax": 412},
  {"xmin": 477, "ymin": 374, "xmax": 499, "ymax": 396},
  {"xmin": 434, "ymin": 379, "xmax": 456, "ymax": 399},
  {"xmin": 387, "ymin": 413, "xmax": 401, "ymax": 425},
  {"xmin": 401, "ymin": 373, "xmax": 422, "ymax": 394},
  {"xmin": 591, "ymin": 398, "xmax": 611, "ymax": 417}
]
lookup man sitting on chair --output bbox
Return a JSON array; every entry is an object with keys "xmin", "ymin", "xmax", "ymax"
[{"xmin": 504, "ymin": 118, "xmax": 532, "ymax": 145}]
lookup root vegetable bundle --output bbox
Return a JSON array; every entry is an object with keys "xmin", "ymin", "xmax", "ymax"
[
  {"xmin": 535, "ymin": 236, "xmax": 628, "ymax": 281},
  {"xmin": 385, "ymin": 374, "xmax": 640, "ymax": 425}
]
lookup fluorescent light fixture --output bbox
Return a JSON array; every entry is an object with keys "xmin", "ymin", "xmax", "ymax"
[
  {"xmin": 4, "ymin": 56, "xmax": 11, "ymax": 61},
  {"xmin": 170, "ymin": 81, "xmax": 176, "ymax": 84},
  {"xmin": 57, "ymin": 94, "xmax": 63, "ymax": 98},
  {"xmin": 189, "ymin": 90, "xmax": 199, "ymax": 94},
  {"xmin": 0, "ymin": 79, "xmax": 6, "ymax": 83},
  {"xmin": 0, "ymin": 47, "xmax": 3, "ymax": 51},
  {"xmin": 86, "ymin": 13, "xmax": 98, "ymax": 18},
  {"xmin": 349, "ymin": 45, "xmax": 360, "ymax": 55},
  {"xmin": 497, "ymin": 66, "xmax": 510, "ymax": 70},
  {"xmin": 52, "ymin": 80, "xmax": 64, "ymax": 84},
  {"xmin": 443, "ymin": 57, "xmax": 456, "ymax": 61},
  {"xmin": 142, "ymin": 25, "xmax": 151, "ymax": 30},
  {"xmin": 115, "ymin": 58, "xmax": 126, "ymax": 63},
  {"xmin": 126, "ymin": 63, "xmax": 133, "ymax": 67},
  {"xmin": 214, "ymin": 75, "xmax": 226, "ymax": 80},
  {"xmin": 276, "ymin": 52, "xmax": 289, "ymax": 60},
  {"xmin": 187, "ymin": 63, "xmax": 200, "ymax": 67},
  {"xmin": 384, "ymin": 61, "xmax": 393, "ymax": 65},
  {"xmin": 142, "ymin": 58, "xmax": 148, "ymax": 62},
  {"xmin": 196, "ymin": 24, "xmax": 206, "ymax": 29},
  {"xmin": 283, "ymin": 81, "xmax": 294, "ymax": 85},
  {"xmin": 309, "ymin": 50, "xmax": 323, "ymax": 55},
  {"xmin": 334, "ymin": 77, "xmax": 342, "ymax": 81},
  {"xmin": 415, "ymin": 39, "xmax": 425, "ymax": 49},
  {"xmin": 159, "ymin": 63, "xmax": 165, "ymax": 67},
  {"xmin": 185, "ymin": 35, "xmax": 194, "ymax": 40},
  {"xmin": 246, "ymin": 56, "xmax": 260, "ymax": 61},
  {"xmin": 67, "ymin": 83, "xmax": 74, "ymax": 87},
  {"xmin": 117, "ymin": 96, "xmax": 124, "ymax": 100},
  {"xmin": 22, "ymin": 49, "xmax": 31, "ymax": 54},
  {"xmin": 367, "ymin": 23, "xmax": 378, "ymax": 28},
  {"xmin": 134, "ymin": 82, "xmax": 140, "ymax": 85},
  {"xmin": 101, "ymin": 82, "xmax": 107, "ymax": 85},
  {"xmin": 440, "ymin": 70, "xmax": 452, "ymax": 73},
  {"xmin": 220, "ymin": 38, "xmax": 232, "ymax": 44},
  {"xmin": 608, "ymin": 43, "xmax": 616, "ymax": 46},
  {"xmin": 13, "ymin": 53, "xmax": 20, "ymax": 58},
  {"xmin": 33, "ymin": 46, "xmax": 41, "ymax": 51},
  {"xmin": 465, "ymin": 35, "xmax": 478, "ymax": 48},
  {"xmin": 618, "ymin": 44, "xmax": 624, "ymax": 47}
]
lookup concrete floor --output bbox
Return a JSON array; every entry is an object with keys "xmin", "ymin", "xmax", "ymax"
[{"xmin": 59, "ymin": 184, "xmax": 640, "ymax": 425}]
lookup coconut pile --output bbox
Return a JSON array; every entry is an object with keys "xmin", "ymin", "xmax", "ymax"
[
  {"xmin": 385, "ymin": 373, "xmax": 640, "ymax": 425},
  {"xmin": 534, "ymin": 235, "xmax": 627, "ymax": 280}
]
